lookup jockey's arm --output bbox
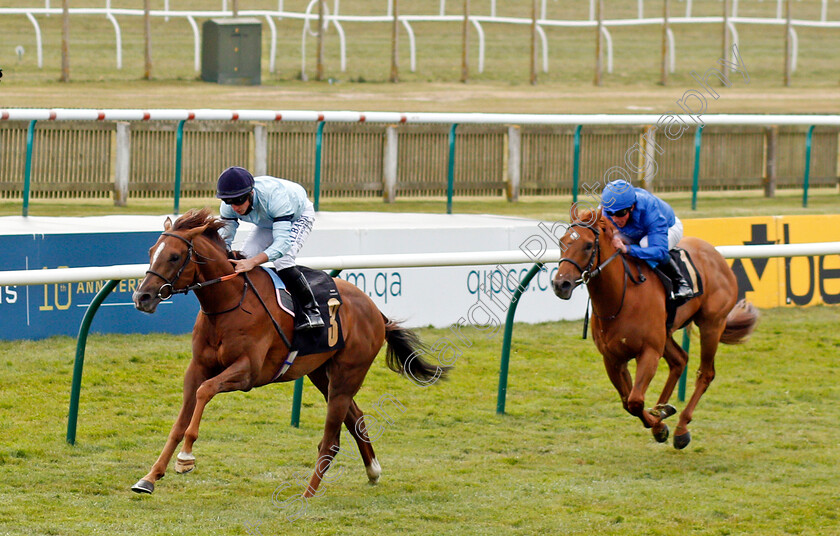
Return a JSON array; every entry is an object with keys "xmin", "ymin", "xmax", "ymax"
[
  {"xmin": 218, "ymin": 206, "xmax": 240, "ymax": 251},
  {"xmin": 626, "ymin": 213, "xmax": 670, "ymax": 266}
]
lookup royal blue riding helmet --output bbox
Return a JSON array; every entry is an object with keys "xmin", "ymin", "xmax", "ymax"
[{"xmin": 601, "ymin": 179, "xmax": 636, "ymax": 212}]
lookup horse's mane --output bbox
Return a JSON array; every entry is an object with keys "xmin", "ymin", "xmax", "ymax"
[{"xmin": 172, "ymin": 208, "xmax": 228, "ymax": 250}]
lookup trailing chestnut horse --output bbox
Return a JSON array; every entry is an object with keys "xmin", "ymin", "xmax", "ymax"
[
  {"xmin": 552, "ymin": 208, "xmax": 758, "ymax": 448},
  {"xmin": 131, "ymin": 209, "xmax": 446, "ymax": 495}
]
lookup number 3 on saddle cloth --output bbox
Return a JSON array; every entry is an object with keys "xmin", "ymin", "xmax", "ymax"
[
  {"xmin": 652, "ymin": 248, "xmax": 704, "ymax": 332},
  {"xmin": 262, "ymin": 266, "xmax": 345, "ymax": 381}
]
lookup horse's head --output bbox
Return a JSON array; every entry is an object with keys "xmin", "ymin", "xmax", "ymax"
[
  {"xmin": 552, "ymin": 205, "xmax": 616, "ymax": 300},
  {"xmin": 133, "ymin": 209, "xmax": 226, "ymax": 313}
]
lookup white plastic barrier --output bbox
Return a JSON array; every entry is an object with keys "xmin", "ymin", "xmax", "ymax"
[{"xmin": 2, "ymin": 242, "xmax": 839, "ymax": 287}]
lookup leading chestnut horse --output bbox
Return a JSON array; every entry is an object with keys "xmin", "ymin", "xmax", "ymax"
[
  {"xmin": 552, "ymin": 208, "xmax": 757, "ymax": 448},
  {"xmin": 131, "ymin": 209, "xmax": 446, "ymax": 495}
]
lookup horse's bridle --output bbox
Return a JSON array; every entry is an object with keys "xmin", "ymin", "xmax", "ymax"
[
  {"xmin": 144, "ymin": 232, "xmax": 199, "ymax": 300},
  {"xmin": 144, "ymin": 230, "xmax": 294, "ymax": 351},
  {"xmin": 145, "ymin": 231, "xmax": 236, "ymax": 301},
  {"xmin": 558, "ymin": 223, "xmax": 621, "ymax": 286},
  {"xmin": 558, "ymin": 222, "xmax": 645, "ymax": 321}
]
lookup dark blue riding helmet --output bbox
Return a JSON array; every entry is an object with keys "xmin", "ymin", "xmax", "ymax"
[{"xmin": 216, "ymin": 167, "xmax": 255, "ymax": 199}]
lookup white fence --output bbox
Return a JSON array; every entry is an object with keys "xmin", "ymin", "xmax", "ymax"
[
  {"xmin": 2, "ymin": 2, "xmax": 838, "ymax": 75},
  {"xmin": 2, "ymin": 242, "xmax": 839, "ymax": 287}
]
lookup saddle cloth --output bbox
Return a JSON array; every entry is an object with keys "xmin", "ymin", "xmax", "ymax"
[
  {"xmin": 260, "ymin": 265, "xmax": 345, "ymax": 360},
  {"xmin": 653, "ymin": 248, "xmax": 704, "ymax": 331}
]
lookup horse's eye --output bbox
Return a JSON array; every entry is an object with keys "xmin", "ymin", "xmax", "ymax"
[
  {"xmin": 584, "ymin": 242, "xmax": 594, "ymax": 251},
  {"xmin": 169, "ymin": 253, "xmax": 181, "ymax": 262}
]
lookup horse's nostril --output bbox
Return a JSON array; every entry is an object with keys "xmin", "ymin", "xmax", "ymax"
[{"xmin": 561, "ymin": 281, "xmax": 572, "ymax": 291}]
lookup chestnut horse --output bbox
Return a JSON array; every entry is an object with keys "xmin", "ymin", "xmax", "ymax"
[
  {"xmin": 131, "ymin": 209, "xmax": 446, "ymax": 495},
  {"xmin": 552, "ymin": 208, "xmax": 757, "ymax": 448}
]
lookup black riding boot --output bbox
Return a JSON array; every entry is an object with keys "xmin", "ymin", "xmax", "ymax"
[
  {"xmin": 660, "ymin": 256, "xmax": 693, "ymax": 300},
  {"xmin": 278, "ymin": 266, "xmax": 325, "ymax": 331}
]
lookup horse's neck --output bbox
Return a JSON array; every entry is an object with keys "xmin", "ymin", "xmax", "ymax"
[
  {"xmin": 191, "ymin": 239, "xmax": 244, "ymax": 308},
  {"xmin": 586, "ymin": 244, "xmax": 626, "ymax": 315}
]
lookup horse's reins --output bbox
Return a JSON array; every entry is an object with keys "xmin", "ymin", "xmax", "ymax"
[
  {"xmin": 146, "ymin": 231, "xmax": 295, "ymax": 358},
  {"xmin": 559, "ymin": 222, "xmax": 645, "ymax": 321}
]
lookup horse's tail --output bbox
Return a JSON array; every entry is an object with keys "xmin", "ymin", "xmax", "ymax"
[
  {"xmin": 720, "ymin": 299, "xmax": 759, "ymax": 345},
  {"xmin": 382, "ymin": 315, "xmax": 450, "ymax": 385}
]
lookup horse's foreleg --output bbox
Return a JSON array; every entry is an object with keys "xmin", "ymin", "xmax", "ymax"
[
  {"xmin": 132, "ymin": 363, "xmax": 205, "ymax": 494},
  {"xmin": 627, "ymin": 347, "xmax": 661, "ymax": 429},
  {"xmin": 180, "ymin": 356, "xmax": 254, "ymax": 463},
  {"xmin": 674, "ymin": 321, "xmax": 724, "ymax": 449},
  {"xmin": 603, "ymin": 359, "xmax": 632, "ymax": 414}
]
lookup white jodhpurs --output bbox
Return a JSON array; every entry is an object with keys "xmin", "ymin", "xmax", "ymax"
[{"xmin": 639, "ymin": 216, "xmax": 683, "ymax": 250}]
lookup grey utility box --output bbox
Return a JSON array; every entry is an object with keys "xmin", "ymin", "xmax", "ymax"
[{"xmin": 201, "ymin": 18, "xmax": 262, "ymax": 85}]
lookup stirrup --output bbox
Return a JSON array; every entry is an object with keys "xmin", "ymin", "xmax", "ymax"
[
  {"xmin": 672, "ymin": 282, "xmax": 693, "ymax": 300},
  {"xmin": 295, "ymin": 310, "xmax": 325, "ymax": 331}
]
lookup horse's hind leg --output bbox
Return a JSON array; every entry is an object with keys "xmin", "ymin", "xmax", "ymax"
[
  {"xmin": 307, "ymin": 365, "xmax": 379, "ymax": 483},
  {"xmin": 674, "ymin": 320, "xmax": 724, "ymax": 449}
]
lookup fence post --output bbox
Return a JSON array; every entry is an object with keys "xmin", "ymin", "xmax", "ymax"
[
  {"xmin": 67, "ymin": 279, "xmax": 120, "ymax": 445},
  {"xmin": 114, "ymin": 122, "xmax": 130, "ymax": 207},
  {"xmin": 764, "ymin": 125, "xmax": 777, "ymax": 198},
  {"xmin": 23, "ymin": 120, "xmax": 37, "ymax": 217},
  {"xmin": 803, "ymin": 125, "xmax": 815, "ymax": 208},
  {"xmin": 460, "ymin": 0, "xmax": 469, "ymax": 83},
  {"xmin": 691, "ymin": 125, "xmax": 704, "ymax": 210},
  {"xmin": 572, "ymin": 125, "xmax": 582, "ymax": 203},
  {"xmin": 447, "ymin": 123, "xmax": 458, "ymax": 214},
  {"xmin": 314, "ymin": 120, "xmax": 326, "ymax": 211},
  {"xmin": 497, "ymin": 262, "xmax": 543, "ymax": 414},
  {"xmin": 678, "ymin": 327, "xmax": 690, "ymax": 402},
  {"xmin": 173, "ymin": 119, "xmax": 186, "ymax": 215},
  {"xmin": 594, "ymin": 0, "xmax": 603, "ymax": 86},
  {"xmin": 660, "ymin": 0, "xmax": 669, "ymax": 86},
  {"xmin": 383, "ymin": 126, "xmax": 398, "ymax": 203},
  {"xmin": 253, "ymin": 123, "xmax": 267, "ymax": 176},
  {"xmin": 506, "ymin": 126, "xmax": 521, "ymax": 202}
]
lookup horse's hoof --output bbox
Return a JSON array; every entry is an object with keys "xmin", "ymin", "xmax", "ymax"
[
  {"xmin": 131, "ymin": 479, "xmax": 154, "ymax": 494},
  {"xmin": 648, "ymin": 403, "xmax": 677, "ymax": 420},
  {"xmin": 366, "ymin": 458, "xmax": 381, "ymax": 485},
  {"xmin": 175, "ymin": 452, "xmax": 196, "ymax": 474},
  {"xmin": 674, "ymin": 431, "xmax": 692, "ymax": 450},
  {"xmin": 653, "ymin": 423, "xmax": 670, "ymax": 443}
]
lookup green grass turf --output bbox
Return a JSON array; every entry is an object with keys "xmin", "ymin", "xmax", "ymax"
[
  {"xmin": 1, "ymin": 1, "xmax": 839, "ymax": 112},
  {"xmin": 0, "ymin": 306, "xmax": 838, "ymax": 534}
]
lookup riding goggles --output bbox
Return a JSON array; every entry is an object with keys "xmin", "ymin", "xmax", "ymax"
[
  {"xmin": 607, "ymin": 207, "xmax": 631, "ymax": 218},
  {"xmin": 222, "ymin": 193, "xmax": 250, "ymax": 206}
]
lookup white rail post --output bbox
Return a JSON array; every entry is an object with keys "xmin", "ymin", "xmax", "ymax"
[
  {"xmin": 383, "ymin": 126, "xmax": 398, "ymax": 203},
  {"xmin": 506, "ymin": 125, "xmax": 521, "ymax": 203},
  {"xmin": 114, "ymin": 122, "xmax": 130, "ymax": 207},
  {"xmin": 253, "ymin": 124, "xmax": 268, "ymax": 176}
]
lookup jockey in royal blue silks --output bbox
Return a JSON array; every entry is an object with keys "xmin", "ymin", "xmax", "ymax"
[
  {"xmin": 600, "ymin": 179, "xmax": 693, "ymax": 300},
  {"xmin": 216, "ymin": 166, "xmax": 325, "ymax": 330}
]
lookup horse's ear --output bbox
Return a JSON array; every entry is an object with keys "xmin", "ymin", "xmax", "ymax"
[{"xmin": 164, "ymin": 217, "xmax": 172, "ymax": 231}]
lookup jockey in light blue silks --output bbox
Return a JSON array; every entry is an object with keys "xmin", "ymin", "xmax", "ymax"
[
  {"xmin": 216, "ymin": 166, "xmax": 325, "ymax": 330},
  {"xmin": 600, "ymin": 179, "xmax": 693, "ymax": 300}
]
